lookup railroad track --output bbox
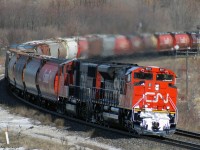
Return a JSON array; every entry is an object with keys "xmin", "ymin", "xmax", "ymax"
[
  {"xmin": 98, "ymin": 50, "xmax": 198, "ymax": 62},
  {"xmin": 175, "ymin": 129, "xmax": 200, "ymax": 139},
  {"xmin": 4, "ymin": 78, "xmax": 199, "ymax": 150},
  {"xmin": 146, "ymin": 137, "xmax": 200, "ymax": 150}
]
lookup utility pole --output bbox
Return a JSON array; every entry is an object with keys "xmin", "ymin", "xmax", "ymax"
[
  {"xmin": 186, "ymin": 49, "xmax": 189, "ymax": 101},
  {"xmin": 197, "ymin": 25, "xmax": 200, "ymax": 55}
]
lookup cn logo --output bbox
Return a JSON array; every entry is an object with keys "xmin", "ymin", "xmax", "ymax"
[{"xmin": 145, "ymin": 92, "xmax": 169, "ymax": 103}]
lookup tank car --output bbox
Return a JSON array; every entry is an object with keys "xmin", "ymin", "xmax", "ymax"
[
  {"xmin": 77, "ymin": 37, "xmax": 89, "ymax": 58},
  {"xmin": 186, "ymin": 31, "xmax": 200, "ymax": 50},
  {"xmin": 6, "ymin": 49, "xmax": 178, "ymax": 136},
  {"xmin": 10, "ymin": 38, "xmax": 79, "ymax": 59},
  {"xmin": 85, "ymin": 35, "xmax": 103, "ymax": 58},
  {"xmin": 155, "ymin": 33, "xmax": 174, "ymax": 52},
  {"xmin": 114, "ymin": 35, "xmax": 132, "ymax": 55},
  {"xmin": 101, "ymin": 34, "xmax": 115, "ymax": 57},
  {"xmin": 141, "ymin": 33, "xmax": 157, "ymax": 52},
  {"xmin": 170, "ymin": 32, "xmax": 191, "ymax": 50},
  {"xmin": 127, "ymin": 35, "xmax": 143, "ymax": 53}
]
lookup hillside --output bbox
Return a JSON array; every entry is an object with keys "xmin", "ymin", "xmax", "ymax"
[{"xmin": 0, "ymin": 0, "xmax": 200, "ymax": 47}]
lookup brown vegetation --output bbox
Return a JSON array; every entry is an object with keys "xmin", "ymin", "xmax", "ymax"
[
  {"xmin": 0, "ymin": 0, "xmax": 199, "ymax": 47},
  {"xmin": 9, "ymin": 106, "xmax": 65, "ymax": 127},
  {"xmin": 0, "ymin": 131, "xmax": 70, "ymax": 150},
  {"xmin": 0, "ymin": 0, "xmax": 199, "ymax": 141}
]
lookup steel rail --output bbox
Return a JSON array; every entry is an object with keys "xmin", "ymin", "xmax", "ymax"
[{"xmin": 175, "ymin": 129, "xmax": 200, "ymax": 139}]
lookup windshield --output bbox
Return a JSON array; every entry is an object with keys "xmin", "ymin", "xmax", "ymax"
[
  {"xmin": 134, "ymin": 72, "xmax": 153, "ymax": 80},
  {"xmin": 156, "ymin": 74, "xmax": 173, "ymax": 81}
]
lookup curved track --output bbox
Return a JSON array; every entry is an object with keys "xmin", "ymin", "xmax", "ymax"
[
  {"xmin": 3, "ymin": 77, "xmax": 199, "ymax": 150},
  {"xmin": 175, "ymin": 129, "xmax": 200, "ymax": 139},
  {"xmin": 153, "ymin": 137, "xmax": 200, "ymax": 150}
]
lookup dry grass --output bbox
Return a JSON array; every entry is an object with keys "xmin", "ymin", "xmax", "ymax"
[
  {"xmin": 54, "ymin": 118, "xmax": 65, "ymax": 127},
  {"xmin": 0, "ymin": 131, "xmax": 69, "ymax": 150},
  {"xmin": 0, "ymin": 130, "xmax": 103, "ymax": 150},
  {"xmin": 0, "ymin": 49, "xmax": 6, "ymax": 75},
  {"xmin": 9, "ymin": 106, "xmax": 66, "ymax": 128},
  {"xmin": 78, "ymin": 142, "xmax": 107, "ymax": 150}
]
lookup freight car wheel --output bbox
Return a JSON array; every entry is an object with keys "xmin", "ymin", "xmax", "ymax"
[
  {"xmin": 87, "ymin": 100, "xmax": 94, "ymax": 122},
  {"xmin": 56, "ymin": 99, "xmax": 65, "ymax": 114},
  {"xmin": 76, "ymin": 102, "xmax": 86, "ymax": 119},
  {"xmin": 125, "ymin": 120, "xmax": 136, "ymax": 134},
  {"xmin": 79, "ymin": 102, "xmax": 92, "ymax": 122},
  {"xmin": 24, "ymin": 92, "xmax": 31, "ymax": 103}
]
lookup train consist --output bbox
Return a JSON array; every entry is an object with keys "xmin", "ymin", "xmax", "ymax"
[
  {"xmin": 5, "ymin": 49, "xmax": 178, "ymax": 136},
  {"xmin": 10, "ymin": 31, "xmax": 200, "ymax": 59}
]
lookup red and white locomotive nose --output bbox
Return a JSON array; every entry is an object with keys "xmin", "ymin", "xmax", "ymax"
[{"xmin": 132, "ymin": 66, "xmax": 177, "ymax": 136}]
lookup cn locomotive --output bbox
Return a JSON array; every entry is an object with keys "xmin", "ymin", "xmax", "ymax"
[{"xmin": 5, "ymin": 49, "xmax": 178, "ymax": 136}]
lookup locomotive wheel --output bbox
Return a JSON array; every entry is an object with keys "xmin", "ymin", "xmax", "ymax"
[
  {"xmin": 79, "ymin": 102, "xmax": 92, "ymax": 122},
  {"xmin": 56, "ymin": 100, "xmax": 65, "ymax": 114}
]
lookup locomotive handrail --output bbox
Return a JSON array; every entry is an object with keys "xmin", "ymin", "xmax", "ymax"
[
  {"xmin": 168, "ymin": 96, "xmax": 178, "ymax": 124},
  {"xmin": 69, "ymin": 85, "xmax": 120, "ymax": 106},
  {"xmin": 131, "ymin": 94, "xmax": 146, "ymax": 122},
  {"xmin": 69, "ymin": 84, "xmax": 120, "ymax": 92}
]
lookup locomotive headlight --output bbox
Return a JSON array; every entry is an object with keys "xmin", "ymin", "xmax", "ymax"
[
  {"xmin": 159, "ymin": 68, "xmax": 165, "ymax": 72},
  {"xmin": 155, "ymin": 84, "xmax": 159, "ymax": 91},
  {"xmin": 167, "ymin": 106, "xmax": 170, "ymax": 110},
  {"xmin": 146, "ymin": 67, "xmax": 152, "ymax": 71}
]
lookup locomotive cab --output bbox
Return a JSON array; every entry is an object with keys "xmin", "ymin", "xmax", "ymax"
[{"xmin": 129, "ymin": 66, "xmax": 177, "ymax": 136}]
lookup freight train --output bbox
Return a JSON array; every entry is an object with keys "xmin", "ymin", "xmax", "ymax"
[
  {"xmin": 5, "ymin": 49, "xmax": 178, "ymax": 136},
  {"xmin": 9, "ymin": 31, "xmax": 200, "ymax": 59}
]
